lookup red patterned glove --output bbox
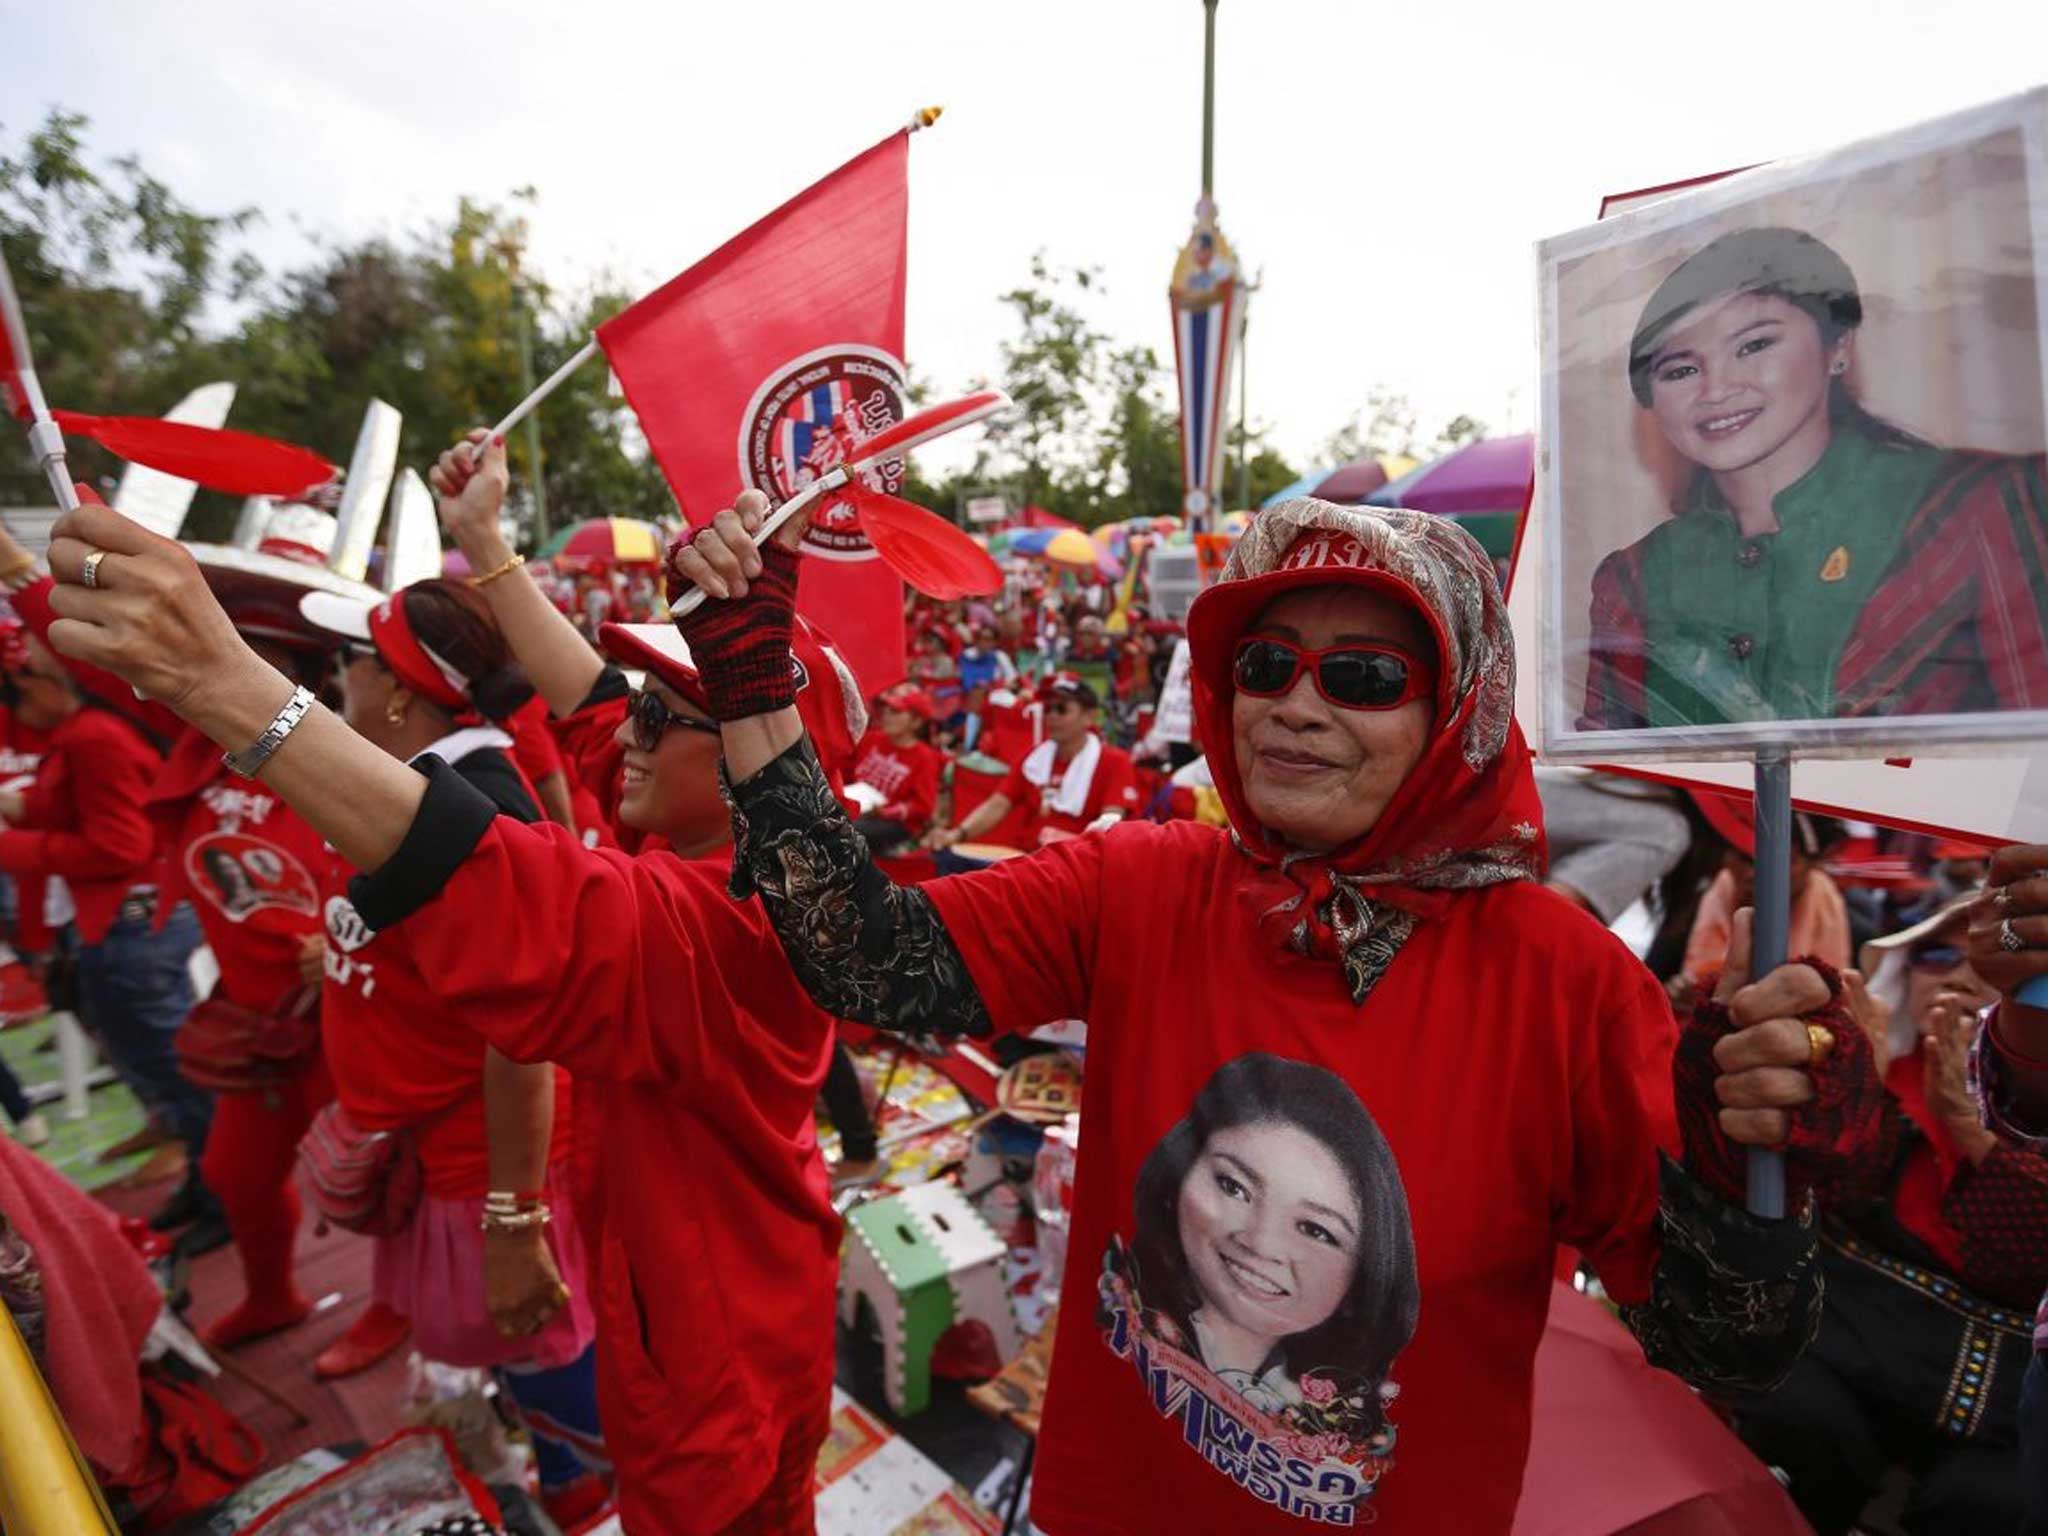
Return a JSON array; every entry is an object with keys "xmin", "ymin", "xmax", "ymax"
[
  {"xmin": 666, "ymin": 536, "xmax": 801, "ymax": 722},
  {"xmin": 1673, "ymin": 957, "xmax": 1887, "ymax": 1205}
]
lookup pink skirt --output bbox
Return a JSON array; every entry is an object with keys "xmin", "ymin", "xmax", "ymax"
[{"xmin": 371, "ymin": 1158, "xmax": 598, "ymax": 1370}]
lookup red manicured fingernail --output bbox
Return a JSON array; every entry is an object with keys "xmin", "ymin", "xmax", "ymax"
[{"xmin": 493, "ymin": 434, "xmax": 505, "ymax": 447}]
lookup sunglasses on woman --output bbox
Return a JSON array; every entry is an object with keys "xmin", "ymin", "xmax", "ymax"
[
  {"xmin": 1232, "ymin": 637, "xmax": 1433, "ymax": 711},
  {"xmin": 628, "ymin": 687, "xmax": 722, "ymax": 752},
  {"xmin": 1906, "ymin": 940, "xmax": 1966, "ymax": 975}
]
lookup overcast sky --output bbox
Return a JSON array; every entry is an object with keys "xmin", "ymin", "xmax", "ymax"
[{"xmin": 6, "ymin": 0, "xmax": 2047, "ymax": 476}]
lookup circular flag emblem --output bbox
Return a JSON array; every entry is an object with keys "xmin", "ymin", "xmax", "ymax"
[{"xmin": 737, "ymin": 344, "xmax": 907, "ymax": 563}]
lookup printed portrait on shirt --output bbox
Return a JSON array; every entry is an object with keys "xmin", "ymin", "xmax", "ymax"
[
  {"xmin": 184, "ymin": 831, "xmax": 319, "ymax": 924},
  {"xmin": 1098, "ymin": 1053, "xmax": 1418, "ymax": 1523},
  {"xmin": 1536, "ymin": 93, "xmax": 2048, "ymax": 762}
]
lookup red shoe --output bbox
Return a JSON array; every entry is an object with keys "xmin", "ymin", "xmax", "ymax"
[
  {"xmin": 116, "ymin": 1216, "xmax": 174, "ymax": 1264},
  {"xmin": 203, "ymin": 1292, "xmax": 314, "ymax": 1350},
  {"xmin": 311, "ymin": 1301, "xmax": 410, "ymax": 1380},
  {"xmin": 542, "ymin": 1472, "xmax": 614, "ymax": 1532}
]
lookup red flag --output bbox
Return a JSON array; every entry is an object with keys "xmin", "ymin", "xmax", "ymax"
[
  {"xmin": 52, "ymin": 411, "xmax": 334, "ymax": 498},
  {"xmin": 597, "ymin": 131, "xmax": 912, "ymax": 694},
  {"xmin": 0, "ymin": 250, "xmax": 41, "ymax": 423}
]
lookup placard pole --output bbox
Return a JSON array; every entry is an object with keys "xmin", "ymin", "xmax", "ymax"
[{"xmin": 1747, "ymin": 749, "xmax": 1792, "ymax": 1219}]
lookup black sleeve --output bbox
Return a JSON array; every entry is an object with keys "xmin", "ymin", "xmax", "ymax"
[
  {"xmin": 725, "ymin": 735, "xmax": 993, "ymax": 1038},
  {"xmin": 1619, "ymin": 1155, "xmax": 1823, "ymax": 1394},
  {"xmin": 570, "ymin": 667, "xmax": 631, "ymax": 716},
  {"xmin": 348, "ymin": 757, "xmax": 500, "ymax": 931},
  {"xmin": 454, "ymin": 746, "xmax": 541, "ymax": 824}
]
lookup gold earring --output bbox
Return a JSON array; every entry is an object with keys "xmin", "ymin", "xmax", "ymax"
[{"xmin": 385, "ymin": 700, "xmax": 407, "ymax": 727}]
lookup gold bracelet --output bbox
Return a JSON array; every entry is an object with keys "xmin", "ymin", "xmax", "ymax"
[{"xmin": 469, "ymin": 553, "xmax": 525, "ymax": 589}]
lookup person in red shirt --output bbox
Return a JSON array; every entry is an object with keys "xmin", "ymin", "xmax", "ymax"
[
  {"xmin": 296, "ymin": 577, "xmax": 610, "ymax": 1521},
  {"xmin": 43, "ymin": 433, "xmax": 870, "ymax": 1533},
  {"xmin": 0, "ymin": 630, "xmax": 219, "ymax": 1244},
  {"xmin": 646, "ymin": 491, "xmax": 1885, "ymax": 1535},
  {"xmin": 848, "ymin": 684, "xmax": 944, "ymax": 856},
  {"xmin": 929, "ymin": 673, "xmax": 1138, "ymax": 854}
]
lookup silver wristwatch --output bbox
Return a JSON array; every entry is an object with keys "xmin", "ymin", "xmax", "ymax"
[{"xmin": 223, "ymin": 686, "xmax": 316, "ymax": 779}]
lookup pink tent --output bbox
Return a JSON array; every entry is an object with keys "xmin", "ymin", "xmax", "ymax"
[
  {"xmin": 1013, "ymin": 504, "xmax": 1082, "ymax": 532},
  {"xmin": 1513, "ymin": 1284, "xmax": 1810, "ymax": 1536}
]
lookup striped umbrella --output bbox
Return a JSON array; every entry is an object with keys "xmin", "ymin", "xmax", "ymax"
[{"xmin": 536, "ymin": 516, "xmax": 664, "ymax": 565}]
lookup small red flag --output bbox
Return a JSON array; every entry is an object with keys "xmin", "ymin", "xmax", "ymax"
[
  {"xmin": 597, "ymin": 131, "xmax": 912, "ymax": 694},
  {"xmin": 0, "ymin": 250, "xmax": 41, "ymax": 423},
  {"xmin": 53, "ymin": 412, "xmax": 334, "ymax": 498}
]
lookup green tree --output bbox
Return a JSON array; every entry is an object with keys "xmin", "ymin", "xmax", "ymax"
[
  {"xmin": 982, "ymin": 254, "xmax": 1105, "ymax": 514},
  {"xmin": 0, "ymin": 108, "xmax": 262, "ymax": 501}
]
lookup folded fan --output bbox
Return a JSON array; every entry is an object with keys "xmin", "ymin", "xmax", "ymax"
[{"xmin": 669, "ymin": 389, "xmax": 1010, "ymax": 616}]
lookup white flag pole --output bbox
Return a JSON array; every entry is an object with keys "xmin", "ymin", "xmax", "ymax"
[
  {"xmin": 467, "ymin": 336, "xmax": 600, "ymax": 465},
  {"xmin": 0, "ymin": 258, "xmax": 79, "ymax": 514}
]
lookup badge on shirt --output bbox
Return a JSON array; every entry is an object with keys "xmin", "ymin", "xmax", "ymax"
[{"xmin": 1820, "ymin": 546, "xmax": 1850, "ymax": 583}]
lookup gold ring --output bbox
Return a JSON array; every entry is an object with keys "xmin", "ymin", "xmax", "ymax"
[
  {"xmin": 80, "ymin": 549, "xmax": 107, "ymax": 590},
  {"xmin": 1806, "ymin": 1023, "xmax": 1837, "ymax": 1067}
]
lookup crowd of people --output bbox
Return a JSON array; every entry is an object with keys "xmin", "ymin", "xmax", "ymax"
[{"xmin": 0, "ymin": 445, "xmax": 2042, "ymax": 1535}]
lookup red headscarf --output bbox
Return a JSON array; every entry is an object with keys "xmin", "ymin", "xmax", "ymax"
[{"xmin": 1186, "ymin": 498, "xmax": 1546, "ymax": 1000}]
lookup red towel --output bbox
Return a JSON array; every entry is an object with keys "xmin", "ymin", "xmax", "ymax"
[{"xmin": 0, "ymin": 1138, "xmax": 161, "ymax": 1477}]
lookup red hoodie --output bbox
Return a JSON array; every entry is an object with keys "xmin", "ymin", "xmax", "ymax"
[
  {"xmin": 351, "ymin": 697, "xmax": 841, "ymax": 1534},
  {"xmin": 0, "ymin": 706, "xmax": 162, "ymax": 944}
]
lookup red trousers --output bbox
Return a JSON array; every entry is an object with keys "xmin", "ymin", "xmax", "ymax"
[
  {"xmin": 200, "ymin": 1054, "xmax": 334, "ymax": 1316},
  {"xmin": 711, "ymin": 1390, "xmax": 832, "ymax": 1536}
]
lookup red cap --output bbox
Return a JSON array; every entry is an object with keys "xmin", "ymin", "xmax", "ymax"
[
  {"xmin": 1185, "ymin": 528, "xmax": 1451, "ymax": 722},
  {"xmin": 599, "ymin": 617, "xmax": 869, "ymax": 779},
  {"xmin": 878, "ymin": 685, "xmax": 938, "ymax": 722}
]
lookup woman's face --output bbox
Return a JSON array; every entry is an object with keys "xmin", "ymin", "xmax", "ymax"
[
  {"xmin": 1231, "ymin": 587, "xmax": 1435, "ymax": 854},
  {"xmin": 1645, "ymin": 290, "xmax": 1846, "ymax": 478},
  {"xmin": 1904, "ymin": 933, "xmax": 1998, "ymax": 1032},
  {"xmin": 880, "ymin": 704, "xmax": 921, "ymax": 742},
  {"xmin": 338, "ymin": 652, "xmax": 403, "ymax": 755},
  {"xmin": 1177, "ymin": 1119, "xmax": 1363, "ymax": 1353},
  {"xmin": 611, "ymin": 677, "xmax": 726, "ymax": 847}
]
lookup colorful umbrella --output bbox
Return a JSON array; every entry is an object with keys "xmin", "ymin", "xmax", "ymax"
[
  {"xmin": 537, "ymin": 516, "xmax": 664, "ymax": 565},
  {"xmin": 1044, "ymin": 527, "xmax": 1120, "ymax": 579},
  {"xmin": 1367, "ymin": 434, "xmax": 1533, "ymax": 516},
  {"xmin": 1309, "ymin": 453, "xmax": 1417, "ymax": 506},
  {"xmin": 1001, "ymin": 527, "xmax": 1060, "ymax": 557}
]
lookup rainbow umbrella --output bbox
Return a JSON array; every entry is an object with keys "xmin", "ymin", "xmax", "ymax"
[
  {"xmin": 537, "ymin": 516, "xmax": 664, "ymax": 566},
  {"xmin": 1045, "ymin": 526, "xmax": 1120, "ymax": 579},
  {"xmin": 1001, "ymin": 526, "xmax": 1060, "ymax": 556},
  {"xmin": 1310, "ymin": 453, "xmax": 1418, "ymax": 506}
]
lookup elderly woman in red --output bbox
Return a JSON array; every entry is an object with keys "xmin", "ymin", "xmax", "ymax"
[
  {"xmin": 47, "ymin": 475, "xmax": 1856, "ymax": 1534},
  {"xmin": 654, "ymin": 490, "xmax": 1882, "ymax": 1534}
]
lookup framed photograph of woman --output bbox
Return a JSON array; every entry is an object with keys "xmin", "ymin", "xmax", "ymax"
[{"xmin": 1536, "ymin": 89, "xmax": 2048, "ymax": 762}]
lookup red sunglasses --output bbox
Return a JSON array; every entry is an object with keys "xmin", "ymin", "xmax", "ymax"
[{"xmin": 1232, "ymin": 637, "xmax": 1433, "ymax": 711}]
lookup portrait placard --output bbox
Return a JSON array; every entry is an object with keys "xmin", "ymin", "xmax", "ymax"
[{"xmin": 1535, "ymin": 90, "xmax": 2048, "ymax": 763}]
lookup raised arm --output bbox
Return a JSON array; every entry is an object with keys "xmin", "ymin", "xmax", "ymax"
[
  {"xmin": 671, "ymin": 492, "xmax": 996, "ymax": 1037},
  {"xmin": 429, "ymin": 433, "xmax": 604, "ymax": 718},
  {"xmin": 39, "ymin": 496, "xmax": 428, "ymax": 873}
]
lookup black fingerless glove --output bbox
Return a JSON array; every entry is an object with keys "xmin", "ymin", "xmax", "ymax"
[{"xmin": 666, "ymin": 536, "xmax": 802, "ymax": 721}]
